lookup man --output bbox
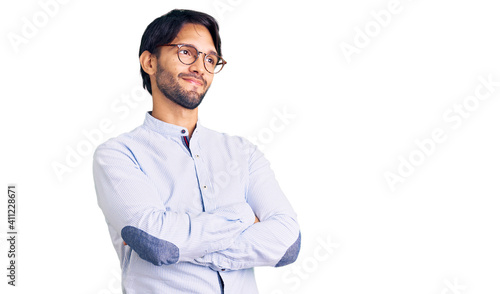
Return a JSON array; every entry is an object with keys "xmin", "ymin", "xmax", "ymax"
[{"xmin": 93, "ymin": 9, "xmax": 300, "ymax": 293}]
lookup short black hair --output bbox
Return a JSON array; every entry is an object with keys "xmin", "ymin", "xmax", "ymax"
[{"xmin": 139, "ymin": 9, "xmax": 222, "ymax": 95}]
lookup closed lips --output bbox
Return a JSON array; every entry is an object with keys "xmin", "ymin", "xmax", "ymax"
[{"xmin": 182, "ymin": 77, "xmax": 203, "ymax": 86}]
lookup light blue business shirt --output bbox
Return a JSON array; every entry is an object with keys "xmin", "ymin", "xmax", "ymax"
[{"xmin": 93, "ymin": 112, "xmax": 300, "ymax": 294}]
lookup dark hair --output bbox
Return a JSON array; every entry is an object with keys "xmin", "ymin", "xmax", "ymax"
[{"xmin": 139, "ymin": 9, "xmax": 222, "ymax": 94}]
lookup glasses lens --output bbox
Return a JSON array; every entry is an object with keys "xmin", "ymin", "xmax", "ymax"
[
  {"xmin": 177, "ymin": 45, "xmax": 197, "ymax": 65},
  {"xmin": 204, "ymin": 54, "xmax": 218, "ymax": 73},
  {"xmin": 205, "ymin": 54, "xmax": 224, "ymax": 74}
]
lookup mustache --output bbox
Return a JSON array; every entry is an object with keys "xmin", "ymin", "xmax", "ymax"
[{"xmin": 178, "ymin": 73, "xmax": 207, "ymax": 87}]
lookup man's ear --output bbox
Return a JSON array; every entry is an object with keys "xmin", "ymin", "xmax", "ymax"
[{"xmin": 140, "ymin": 50, "xmax": 157, "ymax": 76}]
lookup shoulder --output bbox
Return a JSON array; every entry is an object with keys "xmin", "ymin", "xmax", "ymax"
[
  {"xmin": 199, "ymin": 125, "xmax": 257, "ymax": 155},
  {"xmin": 93, "ymin": 125, "xmax": 149, "ymax": 161}
]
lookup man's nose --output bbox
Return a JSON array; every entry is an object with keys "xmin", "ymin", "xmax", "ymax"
[{"xmin": 189, "ymin": 54, "xmax": 206, "ymax": 74}]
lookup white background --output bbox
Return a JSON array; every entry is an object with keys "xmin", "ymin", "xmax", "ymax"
[{"xmin": 1, "ymin": 0, "xmax": 499, "ymax": 293}]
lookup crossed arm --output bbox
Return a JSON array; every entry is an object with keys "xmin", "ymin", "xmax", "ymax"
[
  {"xmin": 122, "ymin": 215, "xmax": 260, "ymax": 246},
  {"xmin": 93, "ymin": 142, "xmax": 300, "ymax": 270}
]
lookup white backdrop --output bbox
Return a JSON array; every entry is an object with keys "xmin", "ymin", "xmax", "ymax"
[{"xmin": 1, "ymin": 0, "xmax": 500, "ymax": 293}]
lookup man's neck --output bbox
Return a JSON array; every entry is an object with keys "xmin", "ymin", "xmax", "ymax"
[{"xmin": 151, "ymin": 96, "xmax": 198, "ymax": 138}]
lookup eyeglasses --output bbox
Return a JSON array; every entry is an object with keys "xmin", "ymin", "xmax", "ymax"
[{"xmin": 157, "ymin": 44, "xmax": 227, "ymax": 74}]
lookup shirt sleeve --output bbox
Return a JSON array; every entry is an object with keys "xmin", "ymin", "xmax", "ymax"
[
  {"xmin": 193, "ymin": 142, "xmax": 301, "ymax": 271},
  {"xmin": 93, "ymin": 143, "xmax": 256, "ymax": 266}
]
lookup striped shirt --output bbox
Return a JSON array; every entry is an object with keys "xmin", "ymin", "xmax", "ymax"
[{"xmin": 93, "ymin": 112, "xmax": 301, "ymax": 293}]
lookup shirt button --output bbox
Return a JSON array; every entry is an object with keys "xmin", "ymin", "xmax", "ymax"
[
  {"xmin": 203, "ymin": 185, "xmax": 207, "ymax": 189},
  {"xmin": 181, "ymin": 129, "xmax": 186, "ymax": 134},
  {"xmin": 195, "ymin": 154, "xmax": 200, "ymax": 158}
]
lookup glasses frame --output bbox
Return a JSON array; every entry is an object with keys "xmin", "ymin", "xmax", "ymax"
[{"xmin": 156, "ymin": 44, "xmax": 227, "ymax": 74}]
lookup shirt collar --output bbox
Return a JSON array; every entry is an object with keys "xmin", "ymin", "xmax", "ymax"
[{"xmin": 143, "ymin": 111, "xmax": 202, "ymax": 138}]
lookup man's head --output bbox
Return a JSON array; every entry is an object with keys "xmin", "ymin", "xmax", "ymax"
[{"xmin": 139, "ymin": 9, "xmax": 223, "ymax": 109}]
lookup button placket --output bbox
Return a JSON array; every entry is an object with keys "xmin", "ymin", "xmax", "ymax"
[{"xmin": 191, "ymin": 146, "xmax": 214, "ymax": 211}]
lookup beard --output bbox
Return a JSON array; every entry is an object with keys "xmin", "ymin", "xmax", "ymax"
[{"xmin": 155, "ymin": 62, "xmax": 209, "ymax": 110}]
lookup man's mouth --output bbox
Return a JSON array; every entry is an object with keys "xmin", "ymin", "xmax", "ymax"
[{"xmin": 182, "ymin": 77, "xmax": 203, "ymax": 86}]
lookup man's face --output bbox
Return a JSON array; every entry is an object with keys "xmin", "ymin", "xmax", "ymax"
[{"xmin": 154, "ymin": 23, "xmax": 216, "ymax": 110}]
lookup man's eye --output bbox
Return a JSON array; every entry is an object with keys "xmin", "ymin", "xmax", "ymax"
[
  {"xmin": 206, "ymin": 56, "xmax": 215, "ymax": 64},
  {"xmin": 179, "ymin": 49, "xmax": 191, "ymax": 56}
]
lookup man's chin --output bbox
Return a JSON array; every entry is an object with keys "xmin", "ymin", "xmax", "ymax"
[
  {"xmin": 181, "ymin": 101, "xmax": 200, "ymax": 109},
  {"xmin": 179, "ymin": 94, "xmax": 204, "ymax": 109},
  {"xmin": 159, "ymin": 84, "xmax": 207, "ymax": 110}
]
